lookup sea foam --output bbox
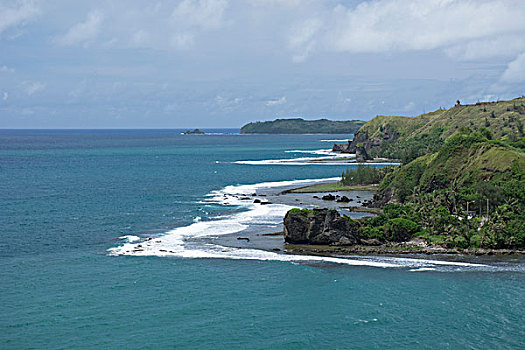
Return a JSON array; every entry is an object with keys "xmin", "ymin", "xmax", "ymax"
[{"xmin": 109, "ymin": 177, "xmax": 491, "ymax": 271}]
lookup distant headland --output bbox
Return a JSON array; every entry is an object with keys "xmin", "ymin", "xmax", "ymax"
[{"xmin": 240, "ymin": 118, "xmax": 365, "ymax": 134}]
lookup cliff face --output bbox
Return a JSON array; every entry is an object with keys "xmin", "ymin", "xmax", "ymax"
[
  {"xmin": 283, "ymin": 209, "xmax": 360, "ymax": 245},
  {"xmin": 344, "ymin": 97, "xmax": 525, "ymax": 162}
]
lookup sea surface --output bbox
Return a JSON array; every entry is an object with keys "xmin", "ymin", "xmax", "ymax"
[{"xmin": 1, "ymin": 129, "xmax": 524, "ymax": 349}]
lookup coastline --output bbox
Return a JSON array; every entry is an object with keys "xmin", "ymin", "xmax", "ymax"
[{"xmin": 210, "ymin": 178, "xmax": 525, "ymax": 260}]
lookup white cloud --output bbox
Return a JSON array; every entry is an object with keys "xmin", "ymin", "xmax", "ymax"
[
  {"xmin": 252, "ymin": 0, "xmax": 302, "ymax": 8},
  {"xmin": 24, "ymin": 81, "xmax": 45, "ymax": 95},
  {"xmin": 0, "ymin": 0, "xmax": 40, "ymax": 35},
  {"xmin": 0, "ymin": 65, "xmax": 15, "ymax": 72},
  {"xmin": 326, "ymin": 0, "xmax": 525, "ymax": 54},
  {"xmin": 288, "ymin": 18, "xmax": 323, "ymax": 62},
  {"xmin": 266, "ymin": 96, "xmax": 286, "ymax": 106},
  {"xmin": 445, "ymin": 36, "xmax": 525, "ymax": 61},
  {"xmin": 2, "ymin": 91, "xmax": 7, "ymax": 101},
  {"xmin": 501, "ymin": 52, "xmax": 525, "ymax": 83},
  {"xmin": 171, "ymin": 0, "xmax": 228, "ymax": 30},
  {"xmin": 215, "ymin": 95, "xmax": 242, "ymax": 111},
  {"xmin": 130, "ymin": 29, "xmax": 149, "ymax": 46},
  {"xmin": 49, "ymin": 1, "xmax": 228, "ymax": 50},
  {"xmin": 171, "ymin": 33, "xmax": 194, "ymax": 49},
  {"xmin": 54, "ymin": 10, "xmax": 104, "ymax": 46}
]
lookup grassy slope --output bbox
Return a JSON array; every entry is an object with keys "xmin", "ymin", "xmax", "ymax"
[
  {"xmin": 283, "ymin": 182, "xmax": 378, "ymax": 193},
  {"xmin": 353, "ymin": 97, "xmax": 525, "ymax": 159},
  {"xmin": 378, "ymin": 132, "xmax": 525, "ymax": 204}
]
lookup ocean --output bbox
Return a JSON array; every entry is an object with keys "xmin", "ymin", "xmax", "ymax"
[{"xmin": 1, "ymin": 129, "xmax": 524, "ymax": 349}]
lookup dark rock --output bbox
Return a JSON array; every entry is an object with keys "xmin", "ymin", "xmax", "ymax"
[
  {"xmin": 355, "ymin": 145, "xmax": 371, "ymax": 162},
  {"xmin": 336, "ymin": 196, "xmax": 351, "ymax": 203},
  {"xmin": 369, "ymin": 187, "xmax": 394, "ymax": 207},
  {"xmin": 253, "ymin": 199, "xmax": 261, "ymax": 203},
  {"xmin": 313, "ymin": 196, "xmax": 319, "ymax": 199},
  {"xmin": 237, "ymin": 237, "xmax": 250, "ymax": 242},
  {"xmin": 361, "ymin": 238, "xmax": 382, "ymax": 246},
  {"xmin": 183, "ymin": 128, "xmax": 205, "ymax": 134},
  {"xmin": 322, "ymin": 194, "xmax": 336, "ymax": 201},
  {"xmin": 332, "ymin": 141, "xmax": 353, "ymax": 153},
  {"xmin": 260, "ymin": 201, "xmax": 272, "ymax": 205},
  {"xmin": 283, "ymin": 208, "xmax": 360, "ymax": 245}
]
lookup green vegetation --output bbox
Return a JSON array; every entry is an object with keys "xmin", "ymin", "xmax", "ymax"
[
  {"xmin": 284, "ymin": 98, "xmax": 525, "ymax": 251},
  {"xmin": 283, "ymin": 181, "xmax": 378, "ymax": 193},
  {"xmin": 351, "ymin": 97, "xmax": 525, "ymax": 163},
  {"xmin": 240, "ymin": 118, "xmax": 365, "ymax": 134},
  {"xmin": 341, "ymin": 165, "xmax": 394, "ymax": 185},
  {"xmin": 360, "ymin": 126, "xmax": 525, "ymax": 249}
]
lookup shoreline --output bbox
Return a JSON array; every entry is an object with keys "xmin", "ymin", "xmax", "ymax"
[
  {"xmin": 211, "ymin": 178, "xmax": 525, "ymax": 259},
  {"xmin": 281, "ymin": 182, "xmax": 379, "ymax": 193},
  {"xmin": 284, "ymin": 241, "xmax": 525, "ymax": 257}
]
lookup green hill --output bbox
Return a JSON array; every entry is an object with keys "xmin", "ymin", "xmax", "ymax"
[
  {"xmin": 240, "ymin": 118, "xmax": 365, "ymax": 134},
  {"xmin": 350, "ymin": 97, "xmax": 525, "ymax": 162},
  {"xmin": 362, "ymin": 128, "xmax": 525, "ymax": 249}
]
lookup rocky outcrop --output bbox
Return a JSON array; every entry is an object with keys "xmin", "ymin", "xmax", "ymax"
[
  {"xmin": 183, "ymin": 128, "xmax": 205, "ymax": 134},
  {"xmin": 321, "ymin": 194, "xmax": 336, "ymax": 201},
  {"xmin": 355, "ymin": 145, "xmax": 371, "ymax": 162},
  {"xmin": 283, "ymin": 209, "xmax": 360, "ymax": 245},
  {"xmin": 332, "ymin": 141, "xmax": 352, "ymax": 153},
  {"xmin": 368, "ymin": 187, "xmax": 394, "ymax": 208}
]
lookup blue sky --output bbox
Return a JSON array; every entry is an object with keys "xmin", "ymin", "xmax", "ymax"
[{"xmin": 1, "ymin": 0, "xmax": 524, "ymax": 128}]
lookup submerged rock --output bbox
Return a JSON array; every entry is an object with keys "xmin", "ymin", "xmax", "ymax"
[
  {"xmin": 283, "ymin": 208, "xmax": 360, "ymax": 245},
  {"xmin": 337, "ymin": 196, "xmax": 351, "ymax": 203},
  {"xmin": 322, "ymin": 194, "xmax": 336, "ymax": 201}
]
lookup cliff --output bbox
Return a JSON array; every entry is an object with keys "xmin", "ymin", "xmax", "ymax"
[
  {"xmin": 285, "ymin": 98, "xmax": 525, "ymax": 250},
  {"xmin": 240, "ymin": 118, "xmax": 365, "ymax": 134},
  {"xmin": 342, "ymin": 97, "xmax": 525, "ymax": 162},
  {"xmin": 284, "ymin": 208, "xmax": 360, "ymax": 245}
]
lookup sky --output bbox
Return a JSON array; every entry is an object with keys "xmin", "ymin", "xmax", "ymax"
[{"xmin": 1, "ymin": 0, "xmax": 524, "ymax": 128}]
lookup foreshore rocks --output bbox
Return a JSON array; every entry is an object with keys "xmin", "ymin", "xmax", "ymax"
[
  {"xmin": 283, "ymin": 208, "xmax": 360, "ymax": 245},
  {"xmin": 332, "ymin": 141, "xmax": 352, "ymax": 153}
]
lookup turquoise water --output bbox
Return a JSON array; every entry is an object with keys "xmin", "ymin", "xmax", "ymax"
[{"xmin": 1, "ymin": 130, "xmax": 524, "ymax": 349}]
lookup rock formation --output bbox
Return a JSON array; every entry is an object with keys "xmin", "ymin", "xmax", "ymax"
[{"xmin": 283, "ymin": 209, "xmax": 360, "ymax": 245}]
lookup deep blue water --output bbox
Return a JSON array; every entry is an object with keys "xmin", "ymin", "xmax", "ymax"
[{"xmin": 1, "ymin": 130, "xmax": 524, "ymax": 349}]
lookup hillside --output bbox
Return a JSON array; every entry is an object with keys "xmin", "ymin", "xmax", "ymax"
[
  {"xmin": 348, "ymin": 97, "xmax": 525, "ymax": 162},
  {"xmin": 361, "ymin": 128, "xmax": 525, "ymax": 249},
  {"xmin": 240, "ymin": 118, "xmax": 365, "ymax": 134}
]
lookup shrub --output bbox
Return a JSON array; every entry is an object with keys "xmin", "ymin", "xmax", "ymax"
[
  {"xmin": 384, "ymin": 218, "xmax": 420, "ymax": 242},
  {"xmin": 341, "ymin": 165, "xmax": 390, "ymax": 185},
  {"xmin": 383, "ymin": 204, "xmax": 409, "ymax": 219}
]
